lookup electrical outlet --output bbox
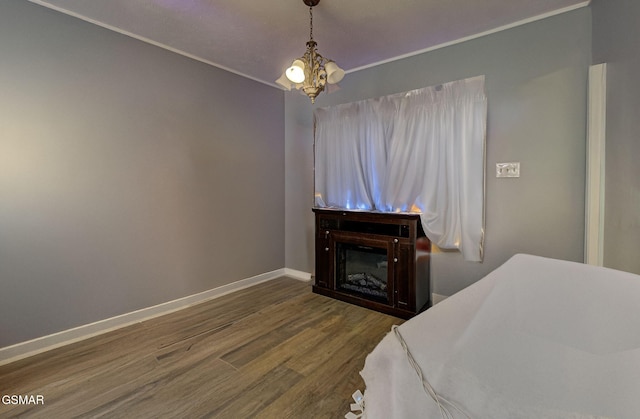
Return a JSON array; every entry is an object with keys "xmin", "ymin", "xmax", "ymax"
[{"xmin": 496, "ymin": 162, "xmax": 520, "ymax": 178}]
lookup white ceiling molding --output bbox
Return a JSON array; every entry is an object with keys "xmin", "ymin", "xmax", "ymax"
[{"xmin": 28, "ymin": 0, "xmax": 591, "ymax": 89}]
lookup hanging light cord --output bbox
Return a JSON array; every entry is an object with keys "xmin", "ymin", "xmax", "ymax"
[
  {"xmin": 392, "ymin": 325, "xmax": 471, "ymax": 419},
  {"xmin": 309, "ymin": 6, "xmax": 314, "ymax": 41}
]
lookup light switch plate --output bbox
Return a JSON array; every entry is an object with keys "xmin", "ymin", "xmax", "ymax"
[{"xmin": 496, "ymin": 162, "xmax": 520, "ymax": 178}]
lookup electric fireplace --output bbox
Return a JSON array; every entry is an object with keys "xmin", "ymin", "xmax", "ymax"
[
  {"xmin": 312, "ymin": 208, "xmax": 431, "ymax": 319},
  {"xmin": 336, "ymin": 242, "xmax": 389, "ymax": 302}
]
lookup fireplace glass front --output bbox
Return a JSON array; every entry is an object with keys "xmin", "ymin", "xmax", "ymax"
[{"xmin": 336, "ymin": 243, "xmax": 389, "ymax": 303}]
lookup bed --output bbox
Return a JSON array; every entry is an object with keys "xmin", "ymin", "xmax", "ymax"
[{"xmin": 355, "ymin": 254, "xmax": 640, "ymax": 419}]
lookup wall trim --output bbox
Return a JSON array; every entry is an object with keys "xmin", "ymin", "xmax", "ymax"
[
  {"xmin": 432, "ymin": 293, "xmax": 448, "ymax": 305},
  {"xmin": 585, "ymin": 63, "xmax": 607, "ymax": 266},
  {"xmin": 0, "ymin": 268, "xmax": 303, "ymax": 366},
  {"xmin": 283, "ymin": 268, "xmax": 313, "ymax": 281},
  {"xmin": 26, "ymin": 0, "xmax": 274, "ymax": 89},
  {"xmin": 28, "ymin": 0, "xmax": 590, "ymax": 90},
  {"xmin": 347, "ymin": 1, "xmax": 591, "ymax": 75}
]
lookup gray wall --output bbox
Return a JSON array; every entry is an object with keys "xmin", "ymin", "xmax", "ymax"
[
  {"xmin": 0, "ymin": 1, "xmax": 284, "ymax": 347},
  {"xmin": 592, "ymin": 0, "xmax": 640, "ymax": 275},
  {"xmin": 285, "ymin": 8, "xmax": 591, "ymax": 296}
]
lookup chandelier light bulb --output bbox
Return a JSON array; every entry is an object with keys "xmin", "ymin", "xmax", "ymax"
[
  {"xmin": 286, "ymin": 59, "xmax": 306, "ymax": 83},
  {"xmin": 275, "ymin": 73, "xmax": 293, "ymax": 90},
  {"xmin": 325, "ymin": 61, "xmax": 345, "ymax": 84}
]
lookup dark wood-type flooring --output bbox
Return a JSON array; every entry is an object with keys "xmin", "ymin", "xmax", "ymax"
[{"xmin": 0, "ymin": 277, "xmax": 403, "ymax": 418}]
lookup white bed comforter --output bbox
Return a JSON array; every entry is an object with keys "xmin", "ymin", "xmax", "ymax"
[{"xmin": 361, "ymin": 254, "xmax": 640, "ymax": 419}]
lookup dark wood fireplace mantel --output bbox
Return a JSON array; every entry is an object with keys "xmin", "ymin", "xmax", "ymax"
[{"xmin": 312, "ymin": 208, "xmax": 431, "ymax": 319}]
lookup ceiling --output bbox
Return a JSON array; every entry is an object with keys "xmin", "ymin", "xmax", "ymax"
[{"xmin": 30, "ymin": 0, "xmax": 589, "ymax": 88}]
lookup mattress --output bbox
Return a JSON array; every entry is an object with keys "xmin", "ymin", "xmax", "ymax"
[{"xmin": 359, "ymin": 254, "xmax": 640, "ymax": 418}]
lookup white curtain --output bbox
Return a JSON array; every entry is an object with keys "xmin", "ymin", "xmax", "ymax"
[{"xmin": 314, "ymin": 75, "xmax": 487, "ymax": 261}]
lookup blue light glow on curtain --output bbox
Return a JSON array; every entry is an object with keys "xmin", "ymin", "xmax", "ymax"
[{"xmin": 314, "ymin": 76, "xmax": 487, "ymax": 261}]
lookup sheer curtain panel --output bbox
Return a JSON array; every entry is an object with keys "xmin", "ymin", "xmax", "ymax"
[{"xmin": 314, "ymin": 76, "xmax": 487, "ymax": 261}]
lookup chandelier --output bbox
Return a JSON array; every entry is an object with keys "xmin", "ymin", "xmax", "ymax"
[{"xmin": 275, "ymin": 0, "xmax": 344, "ymax": 103}]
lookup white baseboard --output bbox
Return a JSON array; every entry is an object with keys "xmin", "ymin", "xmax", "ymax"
[
  {"xmin": 283, "ymin": 268, "xmax": 312, "ymax": 281},
  {"xmin": 432, "ymin": 293, "xmax": 448, "ymax": 305},
  {"xmin": 0, "ymin": 268, "xmax": 305, "ymax": 366}
]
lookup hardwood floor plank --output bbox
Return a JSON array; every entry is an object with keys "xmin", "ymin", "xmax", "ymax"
[
  {"xmin": 207, "ymin": 364, "xmax": 304, "ymax": 419},
  {"xmin": 77, "ymin": 357, "xmax": 239, "ymax": 419},
  {"xmin": 0, "ymin": 277, "xmax": 402, "ymax": 418}
]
